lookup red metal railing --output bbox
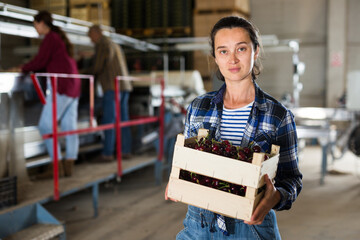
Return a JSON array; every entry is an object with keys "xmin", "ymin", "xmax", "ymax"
[
  {"xmin": 31, "ymin": 73, "xmax": 165, "ymax": 200},
  {"xmin": 114, "ymin": 76, "xmax": 165, "ymax": 177},
  {"xmin": 31, "ymin": 73, "xmax": 94, "ymax": 200}
]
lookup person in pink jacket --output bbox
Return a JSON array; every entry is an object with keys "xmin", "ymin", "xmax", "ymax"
[{"xmin": 22, "ymin": 11, "xmax": 81, "ymax": 177}]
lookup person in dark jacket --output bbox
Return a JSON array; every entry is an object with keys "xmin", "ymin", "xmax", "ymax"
[
  {"xmin": 88, "ymin": 25, "xmax": 133, "ymax": 162},
  {"xmin": 22, "ymin": 10, "xmax": 81, "ymax": 177}
]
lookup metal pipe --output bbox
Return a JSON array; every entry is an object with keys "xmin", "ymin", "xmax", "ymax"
[
  {"xmin": 89, "ymin": 76, "xmax": 94, "ymax": 127},
  {"xmin": 158, "ymin": 78, "xmax": 165, "ymax": 163},
  {"xmin": 115, "ymin": 77, "xmax": 122, "ymax": 177},
  {"xmin": 50, "ymin": 76, "xmax": 59, "ymax": 200}
]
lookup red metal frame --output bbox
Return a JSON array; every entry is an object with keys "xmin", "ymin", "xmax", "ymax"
[
  {"xmin": 31, "ymin": 73, "xmax": 94, "ymax": 200},
  {"xmin": 114, "ymin": 76, "xmax": 165, "ymax": 177},
  {"xmin": 31, "ymin": 73, "xmax": 165, "ymax": 200}
]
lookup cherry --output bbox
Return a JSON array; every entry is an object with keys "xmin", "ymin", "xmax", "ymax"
[
  {"xmin": 238, "ymin": 150, "xmax": 247, "ymax": 161},
  {"xmin": 252, "ymin": 145, "xmax": 261, "ymax": 153},
  {"xmin": 180, "ymin": 170, "xmax": 246, "ymax": 197},
  {"xmin": 243, "ymin": 147, "xmax": 251, "ymax": 156}
]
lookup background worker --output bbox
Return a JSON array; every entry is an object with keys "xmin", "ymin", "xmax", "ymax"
[
  {"xmin": 21, "ymin": 10, "xmax": 81, "ymax": 177},
  {"xmin": 87, "ymin": 25, "xmax": 133, "ymax": 162}
]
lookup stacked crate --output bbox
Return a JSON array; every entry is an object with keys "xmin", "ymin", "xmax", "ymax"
[
  {"xmin": 114, "ymin": 0, "xmax": 192, "ymax": 38},
  {"xmin": 30, "ymin": 0, "xmax": 67, "ymax": 16},
  {"xmin": 69, "ymin": 0, "xmax": 111, "ymax": 26},
  {"xmin": 193, "ymin": 0, "xmax": 251, "ymax": 80},
  {"xmin": 112, "ymin": 0, "xmax": 129, "ymax": 29}
]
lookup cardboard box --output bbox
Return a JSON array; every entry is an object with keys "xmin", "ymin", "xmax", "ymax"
[
  {"xmin": 30, "ymin": 0, "xmax": 66, "ymax": 9},
  {"xmin": 167, "ymin": 129, "xmax": 280, "ymax": 221},
  {"xmin": 193, "ymin": 12, "xmax": 248, "ymax": 37},
  {"xmin": 195, "ymin": 0, "xmax": 250, "ymax": 14},
  {"xmin": 70, "ymin": 7, "xmax": 89, "ymax": 21},
  {"xmin": 89, "ymin": 7, "xmax": 111, "ymax": 26},
  {"xmin": 69, "ymin": 0, "xmax": 110, "ymax": 7},
  {"xmin": 193, "ymin": 50, "xmax": 216, "ymax": 79}
]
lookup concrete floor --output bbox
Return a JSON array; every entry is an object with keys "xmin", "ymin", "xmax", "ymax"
[{"xmin": 44, "ymin": 146, "xmax": 360, "ymax": 240}]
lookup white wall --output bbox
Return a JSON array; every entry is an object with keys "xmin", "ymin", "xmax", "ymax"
[
  {"xmin": 250, "ymin": 0, "xmax": 360, "ymax": 107},
  {"xmin": 250, "ymin": 0, "xmax": 328, "ymax": 107}
]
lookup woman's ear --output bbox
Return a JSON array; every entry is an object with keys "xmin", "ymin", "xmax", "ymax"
[{"xmin": 254, "ymin": 46, "xmax": 260, "ymax": 61}]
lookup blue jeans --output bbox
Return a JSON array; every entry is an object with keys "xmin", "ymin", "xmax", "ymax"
[
  {"xmin": 176, "ymin": 206, "xmax": 281, "ymax": 240},
  {"xmin": 101, "ymin": 90, "xmax": 131, "ymax": 156},
  {"xmin": 38, "ymin": 90, "xmax": 79, "ymax": 160}
]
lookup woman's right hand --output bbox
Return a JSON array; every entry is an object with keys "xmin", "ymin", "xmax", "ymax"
[{"xmin": 164, "ymin": 183, "xmax": 177, "ymax": 202}]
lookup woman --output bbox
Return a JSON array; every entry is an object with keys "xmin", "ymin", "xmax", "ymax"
[
  {"xmin": 22, "ymin": 11, "xmax": 81, "ymax": 177},
  {"xmin": 166, "ymin": 16, "xmax": 303, "ymax": 239}
]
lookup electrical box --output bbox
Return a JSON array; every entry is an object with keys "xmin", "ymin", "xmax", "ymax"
[{"xmin": 346, "ymin": 71, "xmax": 360, "ymax": 111}]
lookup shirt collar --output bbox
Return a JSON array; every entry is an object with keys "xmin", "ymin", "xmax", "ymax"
[{"xmin": 211, "ymin": 80, "xmax": 269, "ymax": 112}]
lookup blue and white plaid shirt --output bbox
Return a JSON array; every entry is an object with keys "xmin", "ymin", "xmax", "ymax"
[{"xmin": 184, "ymin": 81, "xmax": 303, "ymax": 211}]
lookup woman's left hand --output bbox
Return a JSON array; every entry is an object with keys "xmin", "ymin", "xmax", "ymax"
[
  {"xmin": 6, "ymin": 65, "xmax": 22, "ymax": 72},
  {"xmin": 244, "ymin": 174, "xmax": 281, "ymax": 225}
]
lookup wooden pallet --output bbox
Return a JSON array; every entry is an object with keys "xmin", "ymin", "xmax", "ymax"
[
  {"xmin": 69, "ymin": 0, "xmax": 110, "ymax": 8},
  {"xmin": 117, "ymin": 27, "xmax": 191, "ymax": 38},
  {"xmin": 194, "ymin": 0, "xmax": 250, "ymax": 16}
]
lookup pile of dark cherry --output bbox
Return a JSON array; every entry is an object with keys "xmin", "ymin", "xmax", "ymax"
[{"xmin": 180, "ymin": 137, "xmax": 268, "ymax": 197}]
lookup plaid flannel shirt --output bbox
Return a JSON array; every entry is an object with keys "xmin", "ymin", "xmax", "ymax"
[{"xmin": 184, "ymin": 82, "xmax": 303, "ymax": 211}]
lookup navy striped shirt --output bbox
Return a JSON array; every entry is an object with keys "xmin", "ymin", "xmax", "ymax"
[{"xmin": 220, "ymin": 102, "xmax": 253, "ymax": 146}]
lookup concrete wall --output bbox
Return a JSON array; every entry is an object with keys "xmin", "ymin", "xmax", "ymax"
[
  {"xmin": 250, "ymin": 0, "xmax": 360, "ymax": 107},
  {"xmin": 348, "ymin": 0, "xmax": 360, "ymax": 73},
  {"xmin": 250, "ymin": 0, "xmax": 327, "ymax": 107}
]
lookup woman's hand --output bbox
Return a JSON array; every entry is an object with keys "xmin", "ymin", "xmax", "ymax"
[
  {"xmin": 244, "ymin": 174, "xmax": 281, "ymax": 225},
  {"xmin": 6, "ymin": 66, "xmax": 22, "ymax": 72},
  {"xmin": 164, "ymin": 183, "xmax": 178, "ymax": 202}
]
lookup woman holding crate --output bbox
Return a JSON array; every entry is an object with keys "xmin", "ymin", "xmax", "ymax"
[{"xmin": 166, "ymin": 16, "xmax": 302, "ymax": 239}]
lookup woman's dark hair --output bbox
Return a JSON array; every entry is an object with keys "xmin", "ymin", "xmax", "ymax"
[
  {"xmin": 210, "ymin": 16, "xmax": 262, "ymax": 81},
  {"xmin": 34, "ymin": 10, "xmax": 74, "ymax": 57}
]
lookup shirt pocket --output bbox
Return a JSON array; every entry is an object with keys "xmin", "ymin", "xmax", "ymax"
[{"xmin": 253, "ymin": 129, "xmax": 273, "ymax": 152}]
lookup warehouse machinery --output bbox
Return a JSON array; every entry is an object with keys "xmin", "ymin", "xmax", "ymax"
[
  {"xmin": 0, "ymin": 3, "xmax": 165, "ymax": 239},
  {"xmin": 0, "ymin": 2, "xmax": 162, "ymax": 176}
]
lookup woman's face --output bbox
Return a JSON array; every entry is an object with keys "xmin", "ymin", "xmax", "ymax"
[
  {"xmin": 33, "ymin": 21, "xmax": 47, "ymax": 35},
  {"xmin": 214, "ymin": 27, "xmax": 258, "ymax": 83}
]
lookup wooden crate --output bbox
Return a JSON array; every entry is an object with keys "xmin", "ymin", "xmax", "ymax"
[
  {"xmin": 195, "ymin": 0, "xmax": 250, "ymax": 15},
  {"xmin": 193, "ymin": 11, "xmax": 248, "ymax": 37},
  {"xmin": 167, "ymin": 129, "xmax": 280, "ymax": 221}
]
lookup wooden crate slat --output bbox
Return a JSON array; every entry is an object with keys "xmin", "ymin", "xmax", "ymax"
[
  {"xmin": 168, "ymin": 177, "xmax": 255, "ymax": 221},
  {"xmin": 172, "ymin": 144, "xmax": 261, "ymax": 188}
]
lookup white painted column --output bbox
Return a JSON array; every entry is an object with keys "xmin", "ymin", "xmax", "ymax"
[{"xmin": 326, "ymin": 0, "xmax": 347, "ymax": 107}]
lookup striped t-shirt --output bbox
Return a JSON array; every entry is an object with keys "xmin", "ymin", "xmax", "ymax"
[{"xmin": 220, "ymin": 101, "xmax": 254, "ymax": 146}]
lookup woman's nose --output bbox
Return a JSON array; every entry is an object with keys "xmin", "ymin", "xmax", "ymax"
[{"xmin": 229, "ymin": 52, "xmax": 239, "ymax": 64}]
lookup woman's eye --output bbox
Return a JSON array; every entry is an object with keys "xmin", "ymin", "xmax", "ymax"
[
  {"xmin": 220, "ymin": 50, "xmax": 227, "ymax": 54},
  {"xmin": 237, "ymin": 47, "xmax": 246, "ymax": 52}
]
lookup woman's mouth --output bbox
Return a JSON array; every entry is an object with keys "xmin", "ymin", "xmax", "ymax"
[{"xmin": 228, "ymin": 67, "xmax": 240, "ymax": 73}]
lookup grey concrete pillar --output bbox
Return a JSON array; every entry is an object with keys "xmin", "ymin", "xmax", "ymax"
[{"xmin": 326, "ymin": 0, "xmax": 347, "ymax": 107}]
